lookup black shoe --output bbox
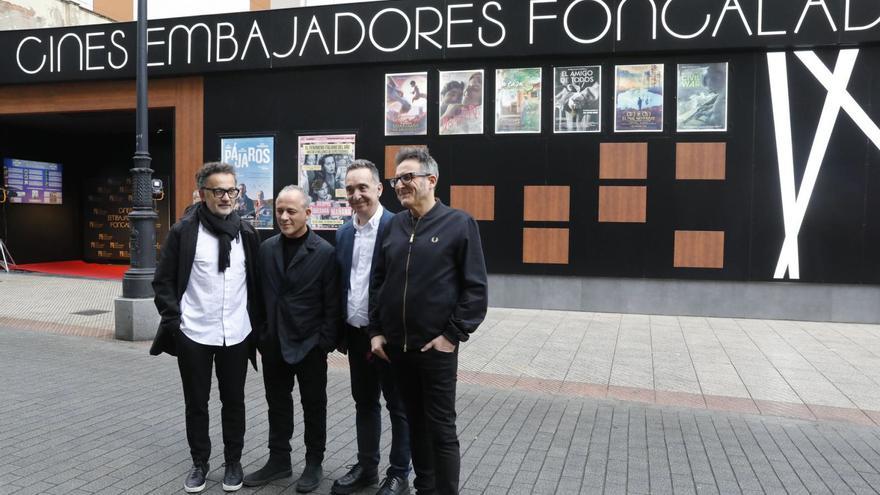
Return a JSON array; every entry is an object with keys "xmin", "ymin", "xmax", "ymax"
[
  {"xmin": 376, "ymin": 475, "xmax": 409, "ymax": 495},
  {"xmin": 222, "ymin": 462, "xmax": 243, "ymax": 492},
  {"xmin": 296, "ymin": 462, "xmax": 323, "ymax": 493},
  {"xmin": 184, "ymin": 462, "xmax": 209, "ymax": 493},
  {"xmin": 331, "ymin": 464, "xmax": 379, "ymax": 494},
  {"xmin": 243, "ymin": 457, "xmax": 292, "ymax": 487}
]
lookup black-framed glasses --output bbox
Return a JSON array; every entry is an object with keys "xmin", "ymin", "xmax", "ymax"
[
  {"xmin": 388, "ymin": 172, "xmax": 431, "ymax": 188},
  {"xmin": 202, "ymin": 187, "xmax": 240, "ymax": 199}
]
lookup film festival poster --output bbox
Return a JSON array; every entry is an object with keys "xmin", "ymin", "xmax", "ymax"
[
  {"xmin": 495, "ymin": 67, "xmax": 542, "ymax": 134},
  {"xmin": 385, "ymin": 72, "xmax": 428, "ymax": 136},
  {"xmin": 554, "ymin": 65, "xmax": 602, "ymax": 134},
  {"xmin": 438, "ymin": 69, "xmax": 484, "ymax": 135},
  {"xmin": 614, "ymin": 64, "xmax": 664, "ymax": 133},
  {"xmin": 677, "ymin": 62, "xmax": 729, "ymax": 132},
  {"xmin": 221, "ymin": 136, "xmax": 275, "ymax": 230},
  {"xmin": 298, "ymin": 134, "xmax": 355, "ymax": 231}
]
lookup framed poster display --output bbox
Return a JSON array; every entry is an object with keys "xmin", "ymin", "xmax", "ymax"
[
  {"xmin": 297, "ymin": 134, "xmax": 355, "ymax": 231},
  {"xmin": 2, "ymin": 158, "xmax": 63, "ymax": 205},
  {"xmin": 554, "ymin": 65, "xmax": 602, "ymax": 133},
  {"xmin": 677, "ymin": 62, "xmax": 729, "ymax": 132},
  {"xmin": 614, "ymin": 64, "xmax": 664, "ymax": 132},
  {"xmin": 439, "ymin": 69, "xmax": 484, "ymax": 135},
  {"xmin": 221, "ymin": 136, "xmax": 275, "ymax": 229},
  {"xmin": 385, "ymin": 72, "xmax": 428, "ymax": 136},
  {"xmin": 495, "ymin": 67, "xmax": 542, "ymax": 134}
]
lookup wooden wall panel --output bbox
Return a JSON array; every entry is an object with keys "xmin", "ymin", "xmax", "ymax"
[
  {"xmin": 523, "ymin": 228, "xmax": 569, "ymax": 264},
  {"xmin": 384, "ymin": 144, "xmax": 427, "ymax": 179},
  {"xmin": 600, "ymin": 142, "xmax": 648, "ymax": 179},
  {"xmin": 0, "ymin": 77, "xmax": 205, "ymax": 218},
  {"xmin": 676, "ymin": 143, "xmax": 727, "ymax": 180},
  {"xmin": 598, "ymin": 186, "xmax": 647, "ymax": 223},
  {"xmin": 94, "ymin": 0, "xmax": 133, "ymax": 21},
  {"xmin": 523, "ymin": 186, "xmax": 570, "ymax": 222},
  {"xmin": 451, "ymin": 186, "xmax": 495, "ymax": 221},
  {"xmin": 674, "ymin": 231, "xmax": 725, "ymax": 268},
  {"xmin": 250, "ymin": 0, "xmax": 271, "ymax": 10}
]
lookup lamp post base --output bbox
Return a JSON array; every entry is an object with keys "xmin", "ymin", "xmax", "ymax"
[{"xmin": 114, "ymin": 297, "xmax": 160, "ymax": 341}]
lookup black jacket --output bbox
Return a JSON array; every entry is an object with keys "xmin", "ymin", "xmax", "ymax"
[
  {"xmin": 259, "ymin": 229, "xmax": 341, "ymax": 365},
  {"xmin": 369, "ymin": 201, "xmax": 488, "ymax": 351},
  {"xmin": 149, "ymin": 212, "xmax": 264, "ymax": 369}
]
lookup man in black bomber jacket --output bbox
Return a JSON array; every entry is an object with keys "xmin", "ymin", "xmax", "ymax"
[{"xmin": 369, "ymin": 147, "xmax": 488, "ymax": 495}]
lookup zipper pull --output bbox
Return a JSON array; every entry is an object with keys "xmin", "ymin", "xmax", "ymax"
[{"xmin": 409, "ymin": 233, "xmax": 415, "ymax": 244}]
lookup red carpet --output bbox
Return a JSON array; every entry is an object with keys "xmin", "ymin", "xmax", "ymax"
[{"xmin": 12, "ymin": 261, "xmax": 129, "ymax": 280}]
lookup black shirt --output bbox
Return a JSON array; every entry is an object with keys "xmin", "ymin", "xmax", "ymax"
[{"xmin": 282, "ymin": 229, "xmax": 308, "ymax": 268}]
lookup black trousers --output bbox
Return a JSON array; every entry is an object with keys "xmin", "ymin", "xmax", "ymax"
[
  {"xmin": 388, "ymin": 346, "xmax": 460, "ymax": 495},
  {"xmin": 175, "ymin": 331, "xmax": 250, "ymax": 465},
  {"xmin": 346, "ymin": 325, "xmax": 411, "ymax": 478},
  {"xmin": 261, "ymin": 344, "xmax": 328, "ymax": 465}
]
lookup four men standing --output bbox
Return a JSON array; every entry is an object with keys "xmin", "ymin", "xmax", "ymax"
[{"xmin": 154, "ymin": 147, "xmax": 487, "ymax": 494}]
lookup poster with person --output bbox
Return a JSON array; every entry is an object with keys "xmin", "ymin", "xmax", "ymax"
[
  {"xmin": 615, "ymin": 64, "xmax": 664, "ymax": 132},
  {"xmin": 677, "ymin": 62, "xmax": 728, "ymax": 132},
  {"xmin": 297, "ymin": 134, "xmax": 355, "ymax": 231},
  {"xmin": 554, "ymin": 65, "xmax": 602, "ymax": 133},
  {"xmin": 221, "ymin": 136, "xmax": 274, "ymax": 229},
  {"xmin": 495, "ymin": 67, "xmax": 542, "ymax": 134},
  {"xmin": 385, "ymin": 72, "xmax": 428, "ymax": 136},
  {"xmin": 438, "ymin": 69, "xmax": 484, "ymax": 135}
]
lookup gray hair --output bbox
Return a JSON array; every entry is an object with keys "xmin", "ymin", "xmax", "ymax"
[
  {"xmin": 195, "ymin": 162, "xmax": 236, "ymax": 189},
  {"xmin": 345, "ymin": 159, "xmax": 381, "ymax": 184},
  {"xmin": 279, "ymin": 184, "xmax": 310, "ymax": 209},
  {"xmin": 395, "ymin": 147, "xmax": 439, "ymax": 181}
]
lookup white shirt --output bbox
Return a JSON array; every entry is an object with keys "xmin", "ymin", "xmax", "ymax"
[
  {"xmin": 346, "ymin": 206, "xmax": 383, "ymax": 328},
  {"xmin": 180, "ymin": 223, "xmax": 252, "ymax": 346}
]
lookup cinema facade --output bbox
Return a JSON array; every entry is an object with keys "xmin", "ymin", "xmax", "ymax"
[{"xmin": 1, "ymin": 0, "xmax": 879, "ymax": 322}]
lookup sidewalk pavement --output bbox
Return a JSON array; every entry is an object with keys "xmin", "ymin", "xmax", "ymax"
[{"xmin": 2, "ymin": 272, "xmax": 880, "ymax": 427}]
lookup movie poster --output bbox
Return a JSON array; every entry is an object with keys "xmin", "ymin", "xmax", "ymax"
[
  {"xmin": 495, "ymin": 67, "xmax": 542, "ymax": 134},
  {"xmin": 554, "ymin": 65, "xmax": 601, "ymax": 133},
  {"xmin": 677, "ymin": 62, "xmax": 728, "ymax": 132},
  {"xmin": 439, "ymin": 69, "xmax": 484, "ymax": 135},
  {"xmin": 385, "ymin": 72, "xmax": 428, "ymax": 136},
  {"xmin": 221, "ymin": 136, "xmax": 274, "ymax": 229},
  {"xmin": 298, "ymin": 134, "xmax": 355, "ymax": 231},
  {"xmin": 615, "ymin": 64, "xmax": 664, "ymax": 132}
]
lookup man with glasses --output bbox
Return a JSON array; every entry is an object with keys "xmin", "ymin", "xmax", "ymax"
[
  {"xmin": 244, "ymin": 185, "xmax": 340, "ymax": 493},
  {"xmin": 332, "ymin": 160, "xmax": 410, "ymax": 495},
  {"xmin": 151, "ymin": 162, "xmax": 263, "ymax": 493},
  {"xmin": 369, "ymin": 147, "xmax": 488, "ymax": 495}
]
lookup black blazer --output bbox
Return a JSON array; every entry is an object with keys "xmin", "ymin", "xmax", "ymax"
[
  {"xmin": 259, "ymin": 229, "xmax": 341, "ymax": 365},
  {"xmin": 334, "ymin": 208, "xmax": 394, "ymax": 323},
  {"xmin": 149, "ymin": 212, "xmax": 264, "ymax": 369}
]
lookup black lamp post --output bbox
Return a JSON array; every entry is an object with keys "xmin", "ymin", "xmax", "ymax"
[{"xmin": 122, "ymin": 0, "xmax": 157, "ymax": 299}]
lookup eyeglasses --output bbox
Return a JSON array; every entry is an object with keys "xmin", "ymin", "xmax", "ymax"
[
  {"xmin": 388, "ymin": 173, "xmax": 431, "ymax": 188},
  {"xmin": 202, "ymin": 187, "xmax": 240, "ymax": 199}
]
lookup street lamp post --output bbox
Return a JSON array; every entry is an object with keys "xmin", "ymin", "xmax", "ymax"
[{"xmin": 115, "ymin": 0, "xmax": 160, "ymax": 340}]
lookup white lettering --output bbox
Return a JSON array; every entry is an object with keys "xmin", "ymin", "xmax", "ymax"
[
  {"xmin": 56, "ymin": 33, "xmax": 84, "ymax": 72},
  {"xmin": 564, "ymin": 0, "xmax": 611, "ymax": 44},
  {"xmin": 109, "ymin": 30, "xmax": 128, "ymax": 69},
  {"xmin": 334, "ymin": 12, "xmax": 365, "ymax": 55},
  {"xmin": 479, "ymin": 2, "xmax": 506, "ymax": 47},
  {"xmin": 85, "ymin": 32, "xmax": 105, "ymax": 71},
  {"xmin": 168, "ymin": 23, "xmax": 211, "ymax": 65},
  {"xmin": 16, "ymin": 36, "xmax": 45, "ymax": 75},
  {"xmin": 216, "ymin": 22, "xmax": 239, "ymax": 62},
  {"xmin": 369, "ymin": 8, "xmax": 411, "ymax": 53},
  {"xmin": 712, "ymin": 0, "xmax": 752, "ymax": 37},
  {"xmin": 530, "ymin": 0, "xmax": 557, "ymax": 45},
  {"xmin": 795, "ymin": 0, "xmax": 838, "ymax": 34},
  {"xmin": 845, "ymin": 0, "xmax": 880, "ymax": 31},
  {"xmin": 662, "ymin": 0, "xmax": 711, "ymax": 39},
  {"xmin": 617, "ymin": 0, "xmax": 658, "ymax": 41},
  {"xmin": 415, "ymin": 7, "xmax": 443, "ymax": 50},
  {"xmin": 300, "ymin": 15, "xmax": 331, "ymax": 56},
  {"xmin": 146, "ymin": 27, "xmax": 166, "ymax": 67},
  {"xmin": 758, "ymin": 0, "xmax": 786, "ymax": 35},
  {"xmin": 241, "ymin": 20, "xmax": 270, "ymax": 60},
  {"xmin": 271, "ymin": 18, "xmax": 296, "ymax": 59},
  {"xmin": 447, "ymin": 4, "xmax": 474, "ymax": 49}
]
